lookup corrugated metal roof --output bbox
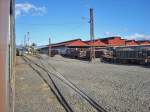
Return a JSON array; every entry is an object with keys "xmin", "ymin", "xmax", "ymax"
[
  {"xmin": 85, "ymin": 40, "xmax": 107, "ymax": 46},
  {"xmin": 66, "ymin": 40, "xmax": 88, "ymax": 46},
  {"xmin": 137, "ymin": 40, "xmax": 150, "ymax": 45},
  {"xmin": 125, "ymin": 40, "xmax": 138, "ymax": 46}
]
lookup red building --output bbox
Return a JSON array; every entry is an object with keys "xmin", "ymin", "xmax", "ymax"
[
  {"xmin": 125, "ymin": 40, "xmax": 138, "ymax": 46},
  {"xmin": 136, "ymin": 40, "xmax": 150, "ymax": 45},
  {"xmin": 84, "ymin": 39, "xmax": 107, "ymax": 47},
  {"xmin": 49, "ymin": 39, "xmax": 89, "ymax": 57},
  {"xmin": 100, "ymin": 36, "xmax": 125, "ymax": 46},
  {"xmin": 38, "ymin": 37, "xmax": 150, "ymax": 57},
  {"xmin": 38, "ymin": 39, "xmax": 89, "ymax": 55},
  {"xmin": 51, "ymin": 39, "xmax": 88, "ymax": 48}
]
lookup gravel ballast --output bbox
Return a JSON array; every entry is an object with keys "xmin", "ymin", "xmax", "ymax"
[
  {"xmin": 16, "ymin": 55, "xmax": 150, "ymax": 112},
  {"xmin": 44, "ymin": 55, "xmax": 150, "ymax": 112},
  {"xmin": 15, "ymin": 56, "xmax": 66, "ymax": 112}
]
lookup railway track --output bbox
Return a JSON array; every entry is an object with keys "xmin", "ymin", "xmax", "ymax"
[
  {"xmin": 23, "ymin": 56, "xmax": 73, "ymax": 112},
  {"xmin": 24, "ymin": 55, "xmax": 107, "ymax": 112}
]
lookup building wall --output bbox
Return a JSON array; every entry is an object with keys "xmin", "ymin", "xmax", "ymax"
[
  {"xmin": 39, "ymin": 46, "xmax": 69, "ymax": 56},
  {"xmin": 51, "ymin": 46, "xmax": 68, "ymax": 55}
]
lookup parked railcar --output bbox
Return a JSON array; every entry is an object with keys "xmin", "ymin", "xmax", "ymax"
[
  {"xmin": 101, "ymin": 45, "xmax": 150, "ymax": 65},
  {"xmin": 60, "ymin": 47, "xmax": 108, "ymax": 60},
  {"xmin": 0, "ymin": 0, "xmax": 15, "ymax": 112},
  {"xmin": 85, "ymin": 48, "xmax": 107, "ymax": 59},
  {"xmin": 115, "ymin": 45, "xmax": 150, "ymax": 65},
  {"xmin": 101, "ymin": 47, "xmax": 115, "ymax": 62},
  {"xmin": 65, "ymin": 48, "xmax": 87, "ymax": 59}
]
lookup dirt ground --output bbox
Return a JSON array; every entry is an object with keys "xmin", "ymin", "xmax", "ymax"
[
  {"xmin": 16, "ymin": 55, "xmax": 150, "ymax": 112},
  {"xmin": 44, "ymin": 55, "xmax": 150, "ymax": 112}
]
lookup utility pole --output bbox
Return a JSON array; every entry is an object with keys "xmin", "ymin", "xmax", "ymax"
[
  {"xmin": 49, "ymin": 37, "xmax": 51, "ymax": 57},
  {"xmin": 27, "ymin": 32, "xmax": 30, "ymax": 46},
  {"xmin": 89, "ymin": 8, "xmax": 95, "ymax": 62},
  {"xmin": 26, "ymin": 32, "xmax": 31, "ymax": 54},
  {"xmin": 24, "ymin": 34, "xmax": 26, "ymax": 47}
]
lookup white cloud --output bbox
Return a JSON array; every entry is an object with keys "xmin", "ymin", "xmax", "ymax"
[
  {"xmin": 15, "ymin": 2, "xmax": 47, "ymax": 17},
  {"xmin": 104, "ymin": 32, "xmax": 113, "ymax": 36},
  {"xmin": 125, "ymin": 33, "xmax": 150, "ymax": 40},
  {"xmin": 104, "ymin": 32, "xmax": 120, "ymax": 37}
]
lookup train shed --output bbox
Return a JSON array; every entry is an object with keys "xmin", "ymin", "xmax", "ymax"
[
  {"xmin": 136, "ymin": 40, "xmax": 150, "ymax": 45},
  {"xmin": 100, "ymin": 36, "xmax": 126, "ymax": 46},
  {"xmin": 125, "ymin": 40, "xmax": 138, "ymax": 46},
  {"xmin": 84, "ymin": 39, "xmax": 107, "ymax": 47},
  {"xmin": 38, "ymin": 39, "xmax": 89, "ymax": 56}
]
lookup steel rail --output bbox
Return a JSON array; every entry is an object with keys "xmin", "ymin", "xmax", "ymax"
[
  {"xmin": 23, "ymin": 56, "xmax": 74, "ymax": 112},
  {"xmin": 28, "ymin": 55, "xmax": 107, "ymax": 112}
]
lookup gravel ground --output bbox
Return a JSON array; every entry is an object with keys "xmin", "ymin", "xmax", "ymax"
[
  {"xmin": 42, "ymin": 54, "xmax": 150, "ymax": 112},
  {"xmin": 16, "ymin": 55, "xmax": 150, "ymax": 112},
  {"xmin": 28, "ymin": 55, "xmax": 97, "ymax": 112},
  {"xmin": 15, "ymin": 56, "xmax": 65, "ymax": 112}
]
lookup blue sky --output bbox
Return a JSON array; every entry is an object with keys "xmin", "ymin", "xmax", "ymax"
[{"xmin": 16, "ymin": 0, "xmax": 150, "ymax": 45}]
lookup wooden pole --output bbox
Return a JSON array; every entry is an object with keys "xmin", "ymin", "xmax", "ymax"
[
  {"xmin": 49, "ymin": 37, "xmax": 51, "ymax": 57},
  {"xmin": 90, "ymin": 8, "xmax": 95, "ymax": 62}
]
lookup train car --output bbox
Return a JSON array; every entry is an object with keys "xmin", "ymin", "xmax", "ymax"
[
  {"xmin": 0, "ymin": 0, "xmax": 15, "ymax": 112},
  {"xmin": 64, "ymin": 47, "xmax": 108, "ymax": 60},
  {"xmin": 101, "ymin": 45, "xmax": 150, "ymax": 65},
  {"xmin": 86, "ymin": 47, "xmax": 108, "ymax": 59},
  {"xmin": 115, "ymin": 45, "xmax": 150, "ymax": 65},
  {"xmin": 65, "ymin": 48, "xmax": 87, "ymax": 59},
  {"xmin": 100, "ymin": 47, "xmax": 115, "ymax": 62}
]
